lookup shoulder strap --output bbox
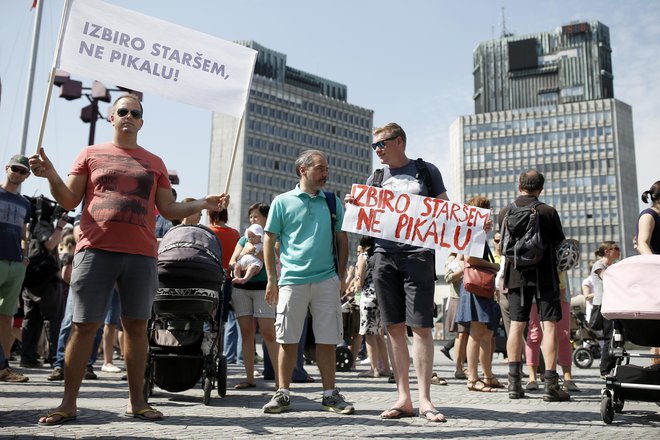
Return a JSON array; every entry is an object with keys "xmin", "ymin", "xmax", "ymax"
[
  {"xmin": 323, "ymin": 192, "xmax": 338, "ymax": 273},
  {"xmin": 372, "ymin": 168, "xmax": 384, "ymax": 188},
  {"xmin": 414, "ymin": 158, "xmax": 433, "ymax": 194},
  {"xmin": 530, "ymin": 200, "xmax": 543, "ymax": 209}
]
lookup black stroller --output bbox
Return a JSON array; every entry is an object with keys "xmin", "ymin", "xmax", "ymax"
[
  {"xmin": 570, "ymin": 306, "xmax": 602, "ymax": 369},
  {"xmin": 599, "ymin": 254, "xmax": 660, "ymax": 424},
  {"xmin": 144, "ymin": 224, "xmax": 227, "ymax": 405}
]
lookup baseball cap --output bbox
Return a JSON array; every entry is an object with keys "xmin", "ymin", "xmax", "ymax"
[{"xmin": 8, "ymin": 154, "xmax": 30, "ymax": 171}]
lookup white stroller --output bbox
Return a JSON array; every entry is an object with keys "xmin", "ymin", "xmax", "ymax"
[{"xmin": 600, "ymin": 254, "xmax": 660, "ymax": 424}]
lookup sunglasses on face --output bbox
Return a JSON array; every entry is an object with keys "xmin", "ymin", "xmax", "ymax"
[
  {"xmin": 371, "ymin": 135, "xmax": 399, "ymax": 150},
  {"xmin": 116, "ymin": 108, "xmax": 142, "ymax": 119},
  {"xmin": 10, "ymin": 166, "xmax": 29, "ymax": 175}
]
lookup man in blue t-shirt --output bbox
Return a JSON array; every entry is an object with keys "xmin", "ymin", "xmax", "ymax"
[
  {"xmin": 261, "ymin": 149, "xmax": 353, "ymax": 415},
  {"xmin": 0, "ymin": 155, "xmax": 31, "ymax": 383}
]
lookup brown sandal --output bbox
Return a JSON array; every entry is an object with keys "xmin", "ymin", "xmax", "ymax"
[
  {"xmin": 430, "ymin": 373, "xmax": 448, "ymax": 386},
  {"xmin": 484, "ymin": 376, "xmax": 505, "ymax": 389},
  {"xmin": 467, "ymin": 379, "xmax": 497, "ymax": 392}
]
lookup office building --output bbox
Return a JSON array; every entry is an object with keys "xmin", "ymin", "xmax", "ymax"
[
  {"xmin": 209, "ymin": 41, "xmax": 373, "ymax": 237},
  {"xmin": 450, "ymin": 21, "xmax": 638, "ymax": 283}
]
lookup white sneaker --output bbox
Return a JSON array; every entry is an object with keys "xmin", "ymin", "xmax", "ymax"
[
  {"xmin": 359, "ymin": 357, "xmax": 371, "ymax": 365},
  {"xmin": 101, "ymin": 363, "xmax": 122, "ymax": 373}
]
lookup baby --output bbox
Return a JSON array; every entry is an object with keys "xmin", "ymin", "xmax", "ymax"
[{"xmin": 232, "ymin": 224, "xmax": 264, "ymax": 285}]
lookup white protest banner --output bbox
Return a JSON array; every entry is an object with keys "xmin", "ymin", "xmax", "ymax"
[
  {"xmin": 342, "ymin": 184, "xmax": 491, "ymax": 257},
  {"xmin": 58, "ymin": 0, "xmax": 256, "ymax": 118}
]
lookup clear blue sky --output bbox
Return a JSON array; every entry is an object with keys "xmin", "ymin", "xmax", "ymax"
[{"xmin": 2, "ymin": 0, "xmax": 659, "ymax": 211}]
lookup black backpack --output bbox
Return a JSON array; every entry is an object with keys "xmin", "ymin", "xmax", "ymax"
[
  {"xmin": 500, "ymin": 200, "xmax": 546, "ymax": 270},
  {"xmin": 371, "ymin": 158, "xmax": 433, "ymax": 194},
  {"xmin": 323, "ymin": 191, "xmax": 338, "ymax": 274}
]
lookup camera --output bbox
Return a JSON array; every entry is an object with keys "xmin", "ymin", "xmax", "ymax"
[
  {"xmin": 26, "ymin": 195, "xmax": 75, "ymax": 229},
  {"xmin": 53, "ymin": 205, "xmax": 75, "ymax": 225}
]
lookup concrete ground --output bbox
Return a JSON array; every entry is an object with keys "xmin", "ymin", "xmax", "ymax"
[{"xmin": 1, "ymin": 342, "xmax": 659, "ymax": 439}]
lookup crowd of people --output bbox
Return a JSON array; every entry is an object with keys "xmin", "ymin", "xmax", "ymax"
[{"xmin": 1, "ymin": 100, "xmax": 658, "ymax": 426}]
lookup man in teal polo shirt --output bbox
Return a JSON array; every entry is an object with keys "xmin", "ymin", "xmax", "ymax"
[{"xmin": 262, "ymin": 149, "xmax": 353, "ymax": 415}]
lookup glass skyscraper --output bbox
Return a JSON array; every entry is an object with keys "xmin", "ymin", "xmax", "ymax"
[
  {"xmin": 450, "ymin": 21, "xmax": 638, "ymax": 284},
  {"xmin": 209, "ymin": 41, "xmax": 374, "ymax": 234}
]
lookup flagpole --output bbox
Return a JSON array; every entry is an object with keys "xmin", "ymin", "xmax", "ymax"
[
  {"xmin": 223, "ymin": 113, "xmax": 245, "ymax": 194},
  {"xmin": 18, "ymin": 0, "xmax": 45, "ymax": 158},
  {"xmin": 34, "ymin": 0, "xmax": 73, "ymax": 154}
]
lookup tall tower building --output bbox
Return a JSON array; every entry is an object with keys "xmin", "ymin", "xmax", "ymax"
[
  {"xmin": 450, "ymin": 21, "xmax": 638, "ymax": 284},
  {"xmin": 209, "ymin": 41, "xmax": 374, "ymax": 237}
]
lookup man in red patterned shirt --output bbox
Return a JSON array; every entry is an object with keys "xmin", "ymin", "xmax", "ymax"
[{"xmin": 30, "ymin": 94, "xmax": 228, "ymax": 425}]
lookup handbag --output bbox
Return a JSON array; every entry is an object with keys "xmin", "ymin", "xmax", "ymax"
[{"xmin": 463, "ymin": 246, "xmax": 496, "ymax": 298}]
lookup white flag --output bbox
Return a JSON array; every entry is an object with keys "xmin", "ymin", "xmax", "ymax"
[{"xmin": 58, "ymin": 0, "xmax": 256, "ymax": 118}]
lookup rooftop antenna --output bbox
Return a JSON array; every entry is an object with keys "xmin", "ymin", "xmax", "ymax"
[{"xmin": 500, "ymin": 6, "xmax": 514, "ymax": 38}]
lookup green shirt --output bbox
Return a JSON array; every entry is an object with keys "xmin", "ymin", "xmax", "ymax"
[{"xmin": 265, "ymin": 185, "xmax": 344, "ymax": 286}]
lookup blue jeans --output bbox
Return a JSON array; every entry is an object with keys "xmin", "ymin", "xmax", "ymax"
[
  {"xmin": 53, "ymin": 288, "xmax": 117, "ymax": 369},
  {"xmin": 0, "ymin": 345, "xmax": 7, "ymax": 369},
  {"xmin": 223, "ymin": 309, "xmax": 243, "ymax": 364}
]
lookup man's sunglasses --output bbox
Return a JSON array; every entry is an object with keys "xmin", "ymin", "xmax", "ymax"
[
  {"xmin": 116, "ymin": 108, "xmax": 142, "ymax": 119},
  {"xmin": 10, "ymin": 166, "xmax": 29, "ymax": 175},
  {"xmin": 371, "ymin": 135, "xmax": 399, "ymax": 150}
]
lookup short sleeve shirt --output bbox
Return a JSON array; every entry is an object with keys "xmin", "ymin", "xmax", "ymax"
[
  {"xmin": 265, "ymin": 186, "xmax": 344, "ymax": 285},
  {"xmin": 590, "ymin": 260, "xmax": 608, "ymax": 305},
  {"xmin": 366, "ymin": 159, "xmax": 446, "ymax": 253},
  {"xmin": 0, "ymin": 187, "xmax": 30, "ymax": 261},
  {"xmin": 209, "ymin": 224, "xmax": 241, "ymax": 272},
  {"xmin": 70, "ymin": 142, "xmax": 171, "ymax": 258}
]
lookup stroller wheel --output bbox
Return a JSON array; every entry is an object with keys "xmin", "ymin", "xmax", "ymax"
[
  {"xmin": 217, "ymin": 355, "xmax": 227, "ymax": 398},
  {"xmin": 335, "ymin": 346, "xmax": 353, "ymax": 372},
  {"xmin": 203, "ymin": 376, "xmax": 212, "ymax": 406},
  {"xmin": 573, "ymin": 347, "xmax": 594, "ymax": 369},
  {"xmin": 613, "ymin": 398, "xmax": 624, "ymax": 413},
  {"xmin": 600, "ymin": 396, "xmax": 614, "ymax": 424}
]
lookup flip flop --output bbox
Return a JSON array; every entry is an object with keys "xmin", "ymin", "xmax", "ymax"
[
  {"xmin": 234, "ymin": 381, "xmax": 257, "ymax": 389},
  {"xmin": 419, "ymin": 409, "xmax": 447, "ymax": 423},
  {"xmin": 381, "ymin": 407, "xmax": 415, "ymax": 419},
  {"xmin": 124, "ymin": 407, "xmax": 164, "ymax": 421},
  {"xmin": 38, "ymin": 410, "xmax": 77, "ymax": 426}
]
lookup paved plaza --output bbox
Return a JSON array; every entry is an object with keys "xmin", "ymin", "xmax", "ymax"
[{"xmin": 1, "ymin": 343, "xmax": 659, "ymax": 439}]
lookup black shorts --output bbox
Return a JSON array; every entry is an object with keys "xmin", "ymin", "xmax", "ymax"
[
  {"xmin": 372, "ymin": 251, "xmax": 435, "ymax": 328},
  {"xmin": 508, "ymin": 287, "xmax": 562, "ymax": 323}
]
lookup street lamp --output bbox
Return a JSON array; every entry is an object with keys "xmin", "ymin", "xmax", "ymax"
[{"xmin": 53, "ymin": 71, "xmax": 143, "ymax": 145}]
